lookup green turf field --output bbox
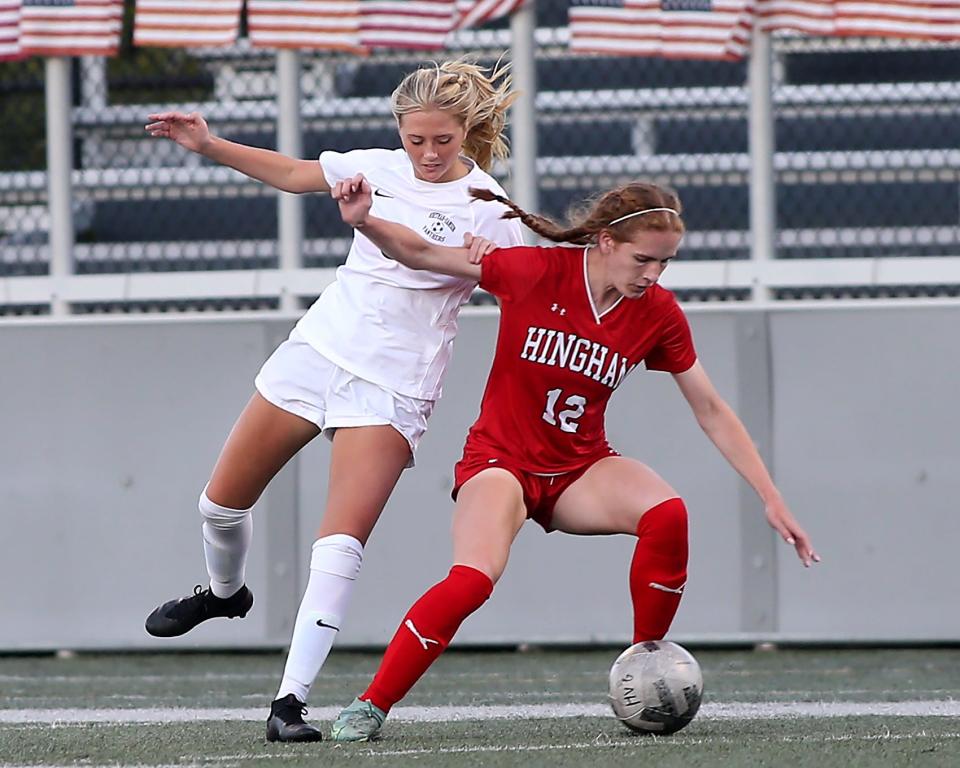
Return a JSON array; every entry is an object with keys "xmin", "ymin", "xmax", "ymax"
[{"xmin": 2, "ymin": 647, "xmax": 959, "ymax": 767}]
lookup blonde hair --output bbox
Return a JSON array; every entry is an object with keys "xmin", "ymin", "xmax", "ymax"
[
  {"xmin": 471, "ymin": 183, "xmax": 685, "ymax": 245},
  {"xmin": 391, "ymin": 57, "xmax": 519, "ymax": 172}
]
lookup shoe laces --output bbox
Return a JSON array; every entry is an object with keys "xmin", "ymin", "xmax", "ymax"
[
  {"xmin": 276, "ymin": 695, "xmax": 309, "ymax": 723},
  {"xmin": 168, "ymin": 585, "xmax": 212, "ymax": 619},
  {"xmin": 344, "ymin": 698, "xmax": 384, "ymax": 725}
]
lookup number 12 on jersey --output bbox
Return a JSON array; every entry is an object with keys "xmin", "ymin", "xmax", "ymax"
[{"xmin": 542, "ymin": 388, "xmax": 587, "ymax": 433}]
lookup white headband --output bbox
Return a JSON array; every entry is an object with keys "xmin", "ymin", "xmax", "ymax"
[{"xmin": 608, "ymin": 207, "xmax": 678, "ymax": 226}]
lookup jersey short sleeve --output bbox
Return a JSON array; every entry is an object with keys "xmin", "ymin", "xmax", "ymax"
[
  {"xmin": 644, "ymin": 299, "xmax": 698, "ymax": 373},
  {"xmin": 479, "ymin": 245, "xmax": 553, "ymax": 303},
  {"xmin": 318, "ymin": 148, "xmax": 396, "ymax": 187},
  {"xmin": 471, "ymin": 203, "xmax": 525, "ymax": 250}
]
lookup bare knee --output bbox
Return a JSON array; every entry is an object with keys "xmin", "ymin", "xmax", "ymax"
[
  {"xmin": 206, "ymin": 395, "xmax": 320, "ymax": 508},
  {"xmin": 452, "ymin": 556, "xmax": 508, "ymax": 585},
  {"xmin": 316, "ymin": 507, "xmax": 384, "ymax": 545},
  {"xmin": 205, "ymin": 470, "xmax": 269, "ymax": 510}
]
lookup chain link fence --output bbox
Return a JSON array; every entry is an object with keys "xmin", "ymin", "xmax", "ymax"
[
  {"xmin": 1, "ymin": 55, "xmax": 46, "ymax": 296},
  {"xmin": 1, "ymin": 0, "xmax": 959, "ymax": 314},
  {"xmin": 771, "ymin": 36, "xmax": 960, "ymax": 299}
]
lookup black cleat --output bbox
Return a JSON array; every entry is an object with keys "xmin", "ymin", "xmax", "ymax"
[
  {"xmin": 266, "ymin": 694, "xmax": 323, "ymax": 742},
  {"xmin": 144, "ymin": 584, "xmax": 253, "ymax": 638}
]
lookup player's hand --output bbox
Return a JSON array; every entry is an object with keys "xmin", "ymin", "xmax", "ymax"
[
  {"xmin": 333, "ymin": 173, "xmax": 373, "ymax": 227},
  {"xmin": 463, "ymin": 232, "xmax": 497, "ymax": 264},
  {"xmin": 764, "ymin": 495, "xmax": 820, "ymax": 567},
  {"xmin": 144, "ymin": 111, "xmax": 212, "ymax": 153}
]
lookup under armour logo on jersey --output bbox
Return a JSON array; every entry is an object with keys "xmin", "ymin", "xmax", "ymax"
[
  {"xmin": 551, "ymin": 303, "xmax": 567, "ymax": 316},
  {"xmin": 649, "ymin": 581, "xmax": 686, "ymax": 595},
  {"xmin": 405, "ymin": 619, "xmax": 440, "ymax": 650}
]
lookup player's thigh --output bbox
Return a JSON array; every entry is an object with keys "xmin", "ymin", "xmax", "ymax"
[
  {"xmin": 551, "ymin": 456, "xmax": 678, "ymax": 535},
  {"xmin": 452, "ymin": 468, "xmax": 528, "ymax": 584},
  {"xmin": 317, "ymin": 424, "xmax": 412, "ymax": 544},
  {"xmin": 206, "ymin": 392, "xmax": 321, "ymax": 509}
]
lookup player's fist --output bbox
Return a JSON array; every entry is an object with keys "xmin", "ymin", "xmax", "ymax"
[{"xmin": 334, "ymin": 173, "xmax": 373, "ymax": 227}]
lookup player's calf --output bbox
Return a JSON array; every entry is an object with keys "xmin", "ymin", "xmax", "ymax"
[{"xmin": 630, "ymin": 497, "xmax": 688, "ymax": 642}]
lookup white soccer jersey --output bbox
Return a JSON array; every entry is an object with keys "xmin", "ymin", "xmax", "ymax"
[{"xmin": 296, "ymin": 147, "xmax": 525, "ymax": 400}]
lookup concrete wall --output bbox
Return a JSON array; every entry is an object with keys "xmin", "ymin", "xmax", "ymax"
[{"xmin": 1, "ymin": 303, "xmax": 958, "ymax": 650}]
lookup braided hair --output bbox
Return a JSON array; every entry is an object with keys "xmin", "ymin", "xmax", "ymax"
[{"xmin": 470, "ymin": 183, "xmax": 684, "ymax": 244}]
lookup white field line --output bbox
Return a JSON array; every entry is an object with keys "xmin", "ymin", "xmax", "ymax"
[
  {"xmin": 5, "ymin": 731, "xmax": 960, "ymax": 767},
  {"xmin": 6, "ymin": 688, "xmax": 958, "ymax": 707},
  {"xmin": 13, "ymin": 689, "xmax": 955, "ymax": 708},
  {"xmin": 0, "ymin": 667, "xmax": 948, "ymax": 693},
  {"xmin": 0, "ymin": 665, "xmax": 948, "ymax": 685},
  {"xmin": 313, "ymin": 730, "xmax": 960, "ymax": 758},
  {"xmin": 0, "ymin": 671, "xmax": 554, "ymax": 685},
  {"xmin": 318, "ymin": 730, "xmax": 960, "ymax": 757},
  {"xmin": 2, "ymin": 700, "xmax": 960, "ymax": 725}
]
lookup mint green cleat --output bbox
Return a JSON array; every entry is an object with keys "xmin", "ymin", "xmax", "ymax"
[{"xmin": 329, "ymin": 697, "xmax": 387, "ymax": 742}]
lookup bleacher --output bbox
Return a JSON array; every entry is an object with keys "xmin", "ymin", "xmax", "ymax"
[{"xmin": 1, "ymin": 0, "xmax": 959, "ymax": 311}]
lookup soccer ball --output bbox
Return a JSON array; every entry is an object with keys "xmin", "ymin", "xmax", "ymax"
[{"xmin": 608, "ymin": 640, "xmax": 703, "ymax": 735}]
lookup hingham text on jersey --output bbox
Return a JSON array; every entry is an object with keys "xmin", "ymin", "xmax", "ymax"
[{"xmin": 519, "ymin": 326, "xmax": 636, "ymax": 389}]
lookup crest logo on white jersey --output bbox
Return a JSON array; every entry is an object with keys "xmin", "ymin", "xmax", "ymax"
[
  {"xmin": 404, "ymin": 619, "xmax": 440, "ymax": 650},
  {"xmin": 422, "ymin": 212, "xmax": 457, "ymax": 243}
]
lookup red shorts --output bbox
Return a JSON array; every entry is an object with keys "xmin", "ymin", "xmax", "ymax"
[{"xmin": 452, "ymin": 448, "xmax": 619, "ymax": 532}]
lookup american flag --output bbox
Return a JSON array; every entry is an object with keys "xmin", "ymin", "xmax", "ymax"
[
  {"xmin": 358, "ymin": 0, "xmax": 523, "ymax": 49},
  {"xmin": 0, "ymin": 0, "xmax": 21, "ymax": 60},
  {"xmin": 569, "ymin": 0, "xmax": 754, "ymax": 60},
  {"xmin": 454, "ymin": 0, "xmax": 527, "ymax": 29},
  {"xmin": 18, "ymin": 0, "xmax": 122, "ymax": 57},
  {"xmin": 756, "ymin": 0, "xmax": 960, "ymax": 41},
  {"xmin": 248, "ymin": 0, "xmax": 363, "ymax": 50},
  {"xmin": 359, "ymin": 0, "xmax": 457, "ymax": 49},
  {"xmin": 133, "ymin": 0, "xmax": 243, "ymax": 48}
]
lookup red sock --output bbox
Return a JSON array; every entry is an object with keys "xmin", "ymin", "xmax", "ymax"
[
  {"xmin": 630, "ymin": 497, "xmax": 688, "ymax": 642},
  {"xmin": 362, "ymin": 565, "xmax": 493, "ymax": 712}
]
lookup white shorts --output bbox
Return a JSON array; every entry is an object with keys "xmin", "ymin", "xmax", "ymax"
[{"xmin": 254, "ymin": 328, "xmax": 434, "ymax": 468}]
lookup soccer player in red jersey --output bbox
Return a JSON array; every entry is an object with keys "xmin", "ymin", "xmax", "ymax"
[{"xmin": 327, "ymin": 173, "xmax": 821, "ymax": 741}]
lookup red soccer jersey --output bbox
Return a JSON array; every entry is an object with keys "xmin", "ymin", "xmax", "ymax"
[{"xmin": 462, "ymin": 245, "xmax": 697, "ymax": 474}]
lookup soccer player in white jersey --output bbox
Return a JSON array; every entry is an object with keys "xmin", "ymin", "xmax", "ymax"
[{"xmin": 141, "ymin": 59, "xmax": 525, "ymax": 742}]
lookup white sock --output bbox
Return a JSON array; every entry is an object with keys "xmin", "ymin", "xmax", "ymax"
[
  {"xmin": 199, "ymin": 490, "xmax": 253, "ymax": 599},
  {"xmin": 276, "ymin": 534, "xmax": 364, "ymax": 703}
]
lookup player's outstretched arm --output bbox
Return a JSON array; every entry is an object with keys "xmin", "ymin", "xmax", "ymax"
[
  {"xmin": 672, "ymin": 362, "xmax": 821, "ymax": 567},
  {"xmin": 145, "ymin": 111, "xmax": 329, "ymax": 194},
  {"xmin": 334, "ymin": 173, "xmax": 484, "ymax": 280}
]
